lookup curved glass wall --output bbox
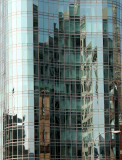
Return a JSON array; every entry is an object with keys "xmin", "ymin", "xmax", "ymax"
[
  {"xmin": 2, "ymin": 0, "xmax": 34, "ymax": 159},
  {"xmin": 1, "ymin": 0, "xmax": 122, "ymax": 159}
]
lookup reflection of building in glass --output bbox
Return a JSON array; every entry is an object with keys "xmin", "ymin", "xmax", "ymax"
[
  {"xmin": 39, "ymin": 91, "xmax": 50, "ymax": 159},
  {"xmin": 120, "ymin": 114, "xmax": 122, "ymax": 159},
  {"xmin": 0, "ymin": 0, "xmax": 122, "ymax": 159},
  {"xmin": 38, "ymin": 3, "xmax": 83, "ymax": 158},
  {"xmin": 3, "ymin": 113, "xmax": 30, "ymax": 159},
  {"xmin": 81, "ymin": 40, "xmax": 98, "ymax": 159}
]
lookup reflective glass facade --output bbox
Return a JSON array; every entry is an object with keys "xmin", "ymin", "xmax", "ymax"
[{"xmin": 0, "ymin": 0, "xmax": 122, "ymax": 159}]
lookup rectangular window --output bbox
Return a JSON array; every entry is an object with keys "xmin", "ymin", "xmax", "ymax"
[
  {"xmin": 43, "ymin": 129, "xmax": 45, "ymax": 142},
  {"xmin": 42, "ymin": 96, "xmax": 45, "ymax": 115}
]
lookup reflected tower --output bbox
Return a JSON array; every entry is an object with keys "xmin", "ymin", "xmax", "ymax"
[{"xmin": 0, "ymin": 0, "xmax": 122, "ymax": 160}]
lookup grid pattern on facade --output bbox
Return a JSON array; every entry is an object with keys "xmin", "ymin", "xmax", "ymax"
[{"xmin": 0, "ymin": 0, "xmax": 122, "ymax": 160}]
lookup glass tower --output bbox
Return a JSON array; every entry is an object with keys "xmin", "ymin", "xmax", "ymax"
[{"xmin": 0, "ymin": 0, "xmax": 122, "ymax": 159}]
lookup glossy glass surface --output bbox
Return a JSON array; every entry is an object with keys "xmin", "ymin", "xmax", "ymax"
[{"xmin": 0, "ymin": 0, "xmax": 122, "ymax": 159}]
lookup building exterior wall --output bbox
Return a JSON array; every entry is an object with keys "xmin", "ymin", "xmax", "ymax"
[
  {"xmin": 1, "ymin": 0, "xmax": 35, "ymax": 159},
  {"xmin": 0, "ymin": 0, "xmax": 122, "ymax": 159},
  {"xmin": 39, "ymin": 93, "xmax": 50, "ymax": 159}
]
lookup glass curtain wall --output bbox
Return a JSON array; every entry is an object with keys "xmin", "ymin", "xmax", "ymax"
[
  {"xmin": 1, "ymin": 0, "xmax": 122, "ymax": 160},
  {"xmin": 0, "ymin": 0, "xmax": 5, "ymax": 159},
  {"xmin": 36, "ymin": 0, "xmax": 121, "ymax": 159},
  {"xmin": 2, "ymin": 0, "xmax": 34, "ymax": 159}
]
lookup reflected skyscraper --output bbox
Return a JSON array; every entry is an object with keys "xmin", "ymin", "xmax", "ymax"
[{"xmin": 0, "ymin": 0, "xmax": 122, "ymax": 159}]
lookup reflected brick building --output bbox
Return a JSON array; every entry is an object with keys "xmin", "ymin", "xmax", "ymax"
[{"xmin": 39, "ymin": 91, "xmax": 50, "ymax": 159}]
